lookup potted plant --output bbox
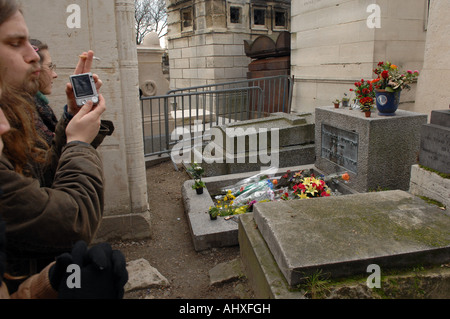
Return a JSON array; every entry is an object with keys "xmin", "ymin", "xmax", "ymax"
[
  {"xmin": 351, "ymin": 79, "xmax": 375, "ymax": 117},
  {"xmin": 341, "ymin": 93, "xmax": 350, "ymax": 107},
  {"xmin": 360, "ymin": 104, "xmax": 373, "ymax": 117},
  {"xmin": 372, "ymin": 61, "xmax": 419, "ymax": 116},
  {"xmin": 192, "ymin": 180, "xmax": 206, "ymax": 194},
  {"xmin": 187, "ymin": 162, "xmax": 206, "ymax": 195},
  {"xmin": 332, "ymin": 99, "xmax": 340, "ymax": 108},
  {"xmin": 208, "ymin": 206, "xmax": 219, "ymax": 220},
  {"xmin": 208, "ymin": 190, "xmax": 238, "ymax": 220}
]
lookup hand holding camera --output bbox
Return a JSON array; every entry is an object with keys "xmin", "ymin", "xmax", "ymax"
[
  {"xmin": 66, "ymin": 94, "xmax": 106, "ymax": 145},
  {"xmin": 65, "ymin": 50, "xmax": 103, "ymax": 116}
]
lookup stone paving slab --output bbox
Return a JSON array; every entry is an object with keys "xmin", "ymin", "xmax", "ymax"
[{"xmin": 253, "ymin": 190, "xmax": 450, "ymax": 288}]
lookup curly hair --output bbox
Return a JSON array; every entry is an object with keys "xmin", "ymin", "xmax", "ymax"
[{"xmin": 0, "ymin": 84, "xmax": 47, "ymax": 175}]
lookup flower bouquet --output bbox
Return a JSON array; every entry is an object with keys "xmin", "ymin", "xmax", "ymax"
[
  {"xmin": 350, "ymin": 79, "xmax": 375, "ymax": 115},
  {"xmin": 373, "ymin": 61, "xmax": 419, "ymax": 93}
]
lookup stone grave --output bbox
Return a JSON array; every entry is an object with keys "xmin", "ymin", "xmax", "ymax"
[
  {"xmin": 194, "ymin": 112, "xmax": 315, "ymax": 177},
  {"xmin": 410, "ymin": 109, "xmax": 450, "ymax": 208},
  {"xmin": 182, "ymin": 164, "xmax": 357, "ymax": 252},
  {"xmin": 418, "ymin": 110, "xmax": 450, "ymax": 174},
  {"xmin": 246, "ymin": 190, "xmax": 450, "ymax": 288},
  {"xmin": 315, "ymin": 106, "xmax": 427, "ymax": 192}
]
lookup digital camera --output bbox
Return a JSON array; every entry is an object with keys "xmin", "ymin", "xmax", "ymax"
[{"xmin": 70, "ymin": 72, "xmax": 99, "ymax": 107}]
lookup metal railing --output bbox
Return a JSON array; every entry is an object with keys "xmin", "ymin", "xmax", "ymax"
[
  {"xmin": 141, "ymin": 75, "xmax": 294, "ymax": 158},
  {"xmin": 167, "ymin": 75, "xmax": 294, "ymax": 115}
]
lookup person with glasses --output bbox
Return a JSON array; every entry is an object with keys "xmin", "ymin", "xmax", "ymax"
[{"xmin": 29, "ymin": 39, "xmax": 58, "ymax": 146}]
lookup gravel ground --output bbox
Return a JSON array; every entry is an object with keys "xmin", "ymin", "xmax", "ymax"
[{"xmin": 111, "ymin": 160, "xmax": 254, "ymax": 299}]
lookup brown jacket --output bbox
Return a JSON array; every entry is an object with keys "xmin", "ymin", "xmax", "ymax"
[
  {"xmin": 0, "ymin": 263, "xmax": 57, "ymax": 299},
  {"xmin": 0, "ymin": 116, "xmax": 105, "ymax": 278}
]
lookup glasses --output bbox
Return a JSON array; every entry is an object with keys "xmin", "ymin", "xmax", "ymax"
[
  {"xmin": 46, "ymin": 63, "xmax": 57, "ymax": 71},
  {"xmin": 32, "ymin": 45, "xmax": 39, "ymax": 52},
  {"xmin": 42, "ymin": 63, "xmax": 56, "ymax": 72}
]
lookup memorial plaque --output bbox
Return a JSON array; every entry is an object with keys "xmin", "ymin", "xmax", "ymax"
[
  {"xmin": 321, "ymin": 124, "xmax": 358, "ymax": 173},
  {"xmin": 419, "ymin": 124, "xmax": 450, "ymax": 174}
]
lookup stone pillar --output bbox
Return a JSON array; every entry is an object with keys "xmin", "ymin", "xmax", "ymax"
[{"xmin": 414, "ymin": 0, "xmax": 450, "ymax": 118}]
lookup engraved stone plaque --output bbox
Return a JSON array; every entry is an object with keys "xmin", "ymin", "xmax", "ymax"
[{"xmin": 321, "ymin": 124, "xmax": 359, "ymax": 173}]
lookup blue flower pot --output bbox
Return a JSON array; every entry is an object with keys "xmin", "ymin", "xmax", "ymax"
[{"xmin": 375, "ymin": 89, "xmax": 401, "ymax": 116}]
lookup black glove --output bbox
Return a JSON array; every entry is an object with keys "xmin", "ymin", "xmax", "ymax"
[{"xmin": 49, "ymin": 241, "xmax": 128, "ymax": 299}]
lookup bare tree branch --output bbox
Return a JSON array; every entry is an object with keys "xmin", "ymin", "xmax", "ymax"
[{"xmin": 135, "ymin": 0, "xmax": 168, "ymax": 45}]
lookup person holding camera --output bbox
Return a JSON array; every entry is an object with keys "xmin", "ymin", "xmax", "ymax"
[{"xmin": 0, "ymin": 0, "xmax": 115, "ymax": 291}]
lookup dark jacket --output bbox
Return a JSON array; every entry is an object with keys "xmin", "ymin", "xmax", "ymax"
[{"xmin": 0, "ymin": 115, "xmax": 105, "ymax": 280}]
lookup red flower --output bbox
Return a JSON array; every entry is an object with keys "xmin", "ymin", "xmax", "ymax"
[
  {"xmin": 381, "ymin": 70, "xmax": 389, "ymax": 79},
  {"xmin": 321, "ymin": 192, "xmax": 330, "ymax": 197}
]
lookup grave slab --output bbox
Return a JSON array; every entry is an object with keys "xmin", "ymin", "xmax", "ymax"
[
  {"xmin": 195, "ymin": 112, "xmax": 316, "ymax": 177},
  {"xmin": 419, "ymin": 123, "xmax": 450, "ymax": 175},
  {"xmin": 252, "ymin": 190, "xmax": 450, "ymax": 288},
  {"xmin": 182, "ymin": 179, "xmax": 239, "ymax": 251},
  {"xmin": 182, "ymin": 165, "xmax": 357, "ymax": 251},
  {"xmin": 430, "ymin": 110, "xmax": 450, "ymax": 127}
]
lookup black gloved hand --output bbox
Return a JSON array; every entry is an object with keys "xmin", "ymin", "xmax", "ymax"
[{"xmin": 49, "ymin": 241, "xmax": 128, "ymax": 299}]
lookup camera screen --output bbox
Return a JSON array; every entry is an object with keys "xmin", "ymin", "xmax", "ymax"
[{"xmin": 72, "ymin": 74, "xmax": 94, "ymax": 97}]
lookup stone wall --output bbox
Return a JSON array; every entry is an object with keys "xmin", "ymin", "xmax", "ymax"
[
  {"xmin": 414, "ymin": 0, "xmax": 450, "ymax": 118},
  {"xmin": 166, "ymin": 0, "xmax": 290, "ymax": 89},
  {"xmin": 291, "ymin": 0, "xmax": 427, "ymax": 116},
  {"xmin": 21, "ymin": 0, "xmax": 151, "ymax": 241}
]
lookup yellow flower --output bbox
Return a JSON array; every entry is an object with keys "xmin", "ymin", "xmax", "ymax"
[
  {"xmin": 306, "ymin": 185, "xmax": 318, "ymax": 196},
  {"xmin": 391, "ymin": 64, "xmax": 398, "ymax": 69},
  {"xmin": 302, "ymin": 177, "xmax": 312, "ymax": 186},
  {"xmin": 224, "ymin": 196, "xmax": 228, "ymax": 201},
  {"xmin": 298, "ymin": 191, "xmax": 308, "ymax": 199}
]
